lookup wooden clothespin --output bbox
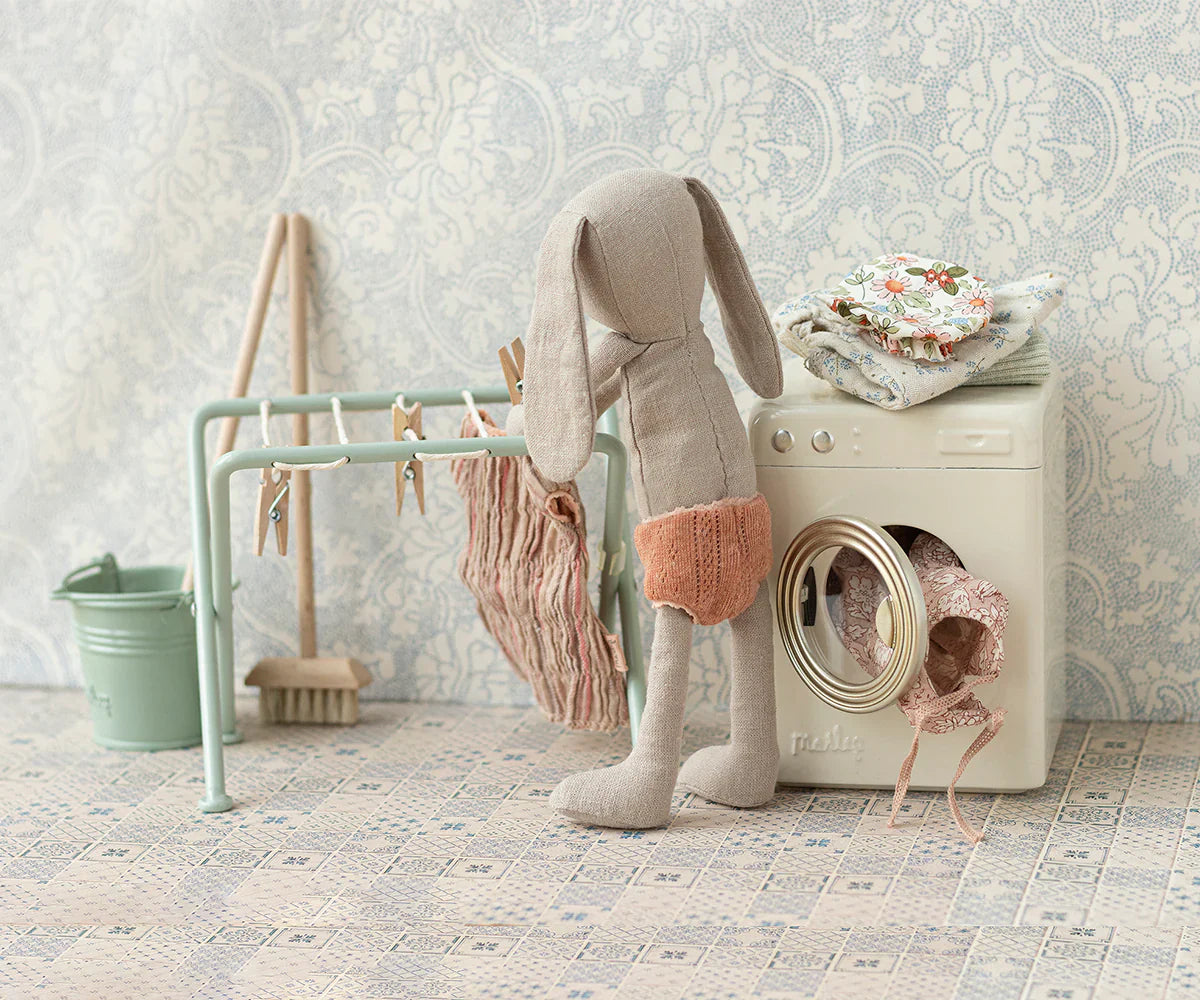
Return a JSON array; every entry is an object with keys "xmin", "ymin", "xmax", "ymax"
[
  {"xmin": 392, "ymin": 399, "xmax": 425, "ymax": 516},
  {"xmin": 254, "ymin": 466, "xmax": 291, "ymax": 556},
  {"xmin": 498, "ymin": 337, "xmax": 525, "ymax": 405}
]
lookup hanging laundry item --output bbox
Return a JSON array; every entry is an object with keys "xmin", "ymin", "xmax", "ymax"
[
  {"xmin": 773, "ymin": 272, "xmax": 1066, "ymax": 409},
  {"xmin": 827, "ymin": 533, "xmax": 1009, "ymax": 843},
  {"xmin": 826, "ymin": 253, "xmax": 994, "ymax": 362},
  {"xmin": 452, "ymin": 408, "xmax": 628, "ymax": 731}
]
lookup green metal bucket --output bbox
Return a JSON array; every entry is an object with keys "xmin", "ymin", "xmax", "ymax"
[{"xmin": 52, "ymin": 554, "xmax": 202, "ymax": 751}]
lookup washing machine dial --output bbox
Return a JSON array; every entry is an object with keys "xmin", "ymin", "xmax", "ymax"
[
  {"xmin": 771, "ymin": 428, "xmax": 794, "ymax": 453},
  {"xmin": 811, "ymin": 429, "xmax": 835, "ymax": 453}
]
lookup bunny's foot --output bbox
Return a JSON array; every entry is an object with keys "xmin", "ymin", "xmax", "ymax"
[
  {"xmin": 550, "ymin": 760, "xmax": 676, "ymax": 830},
  {"xmin": 676, "ymin": 744, "xmax": 780, "ymax": 809},
  {"xmin": 551, "ymin": 605, "xmax": 693, "ymax": 830},
  {"xmin": 678, "ymin": 584, "xmax": 779, "ymax": 809}
]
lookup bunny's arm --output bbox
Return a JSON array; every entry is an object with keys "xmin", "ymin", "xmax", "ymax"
[
  {"xmin": 594, "ymin": 372, "xmax": 623, "ymax": 415},
  {"xmin": 590, "ymin": 331, "xmax": 646, "ymax": 414}
]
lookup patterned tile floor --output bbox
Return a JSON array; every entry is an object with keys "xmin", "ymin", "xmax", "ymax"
[{"xmin": 0, "ymin": 688, "xmax": 1197, "ymax": 998}]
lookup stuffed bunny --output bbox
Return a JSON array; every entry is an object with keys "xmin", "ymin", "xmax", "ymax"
[{"xmin": 521, "ymin": 168, "xmax": 784, "ymax": 829}]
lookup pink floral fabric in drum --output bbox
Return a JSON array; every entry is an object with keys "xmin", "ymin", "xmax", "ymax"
[{"xmin": 828, "ymin": 532, "xmax": 1009, "ymax": 842}]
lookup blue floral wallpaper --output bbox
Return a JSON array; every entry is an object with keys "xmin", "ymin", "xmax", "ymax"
[{"xmin": 2, "ymin": 1, "xmax": 1198, "ymax": 720}]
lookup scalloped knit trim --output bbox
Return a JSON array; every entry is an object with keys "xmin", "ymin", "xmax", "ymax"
[{"xmin": 635, "ymin": 493, "xmax": 772, "ymax": 627}]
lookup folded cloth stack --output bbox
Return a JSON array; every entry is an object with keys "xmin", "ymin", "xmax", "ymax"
[{"xmin": 772, "ymin": 257, "xmax": 1066, "ymax": 409}]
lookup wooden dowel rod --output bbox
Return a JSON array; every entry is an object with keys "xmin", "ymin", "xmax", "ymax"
[
  {"xmin": 182, "ymin": 213, "xmax": 286, "ymax": 594},
  {"xmin": 287, "ymin": 213, "xmax": 318, "ymax": 659},
  {"xmin": 215, "ymin": 214, "xmax": 287, "ymax": 456}
]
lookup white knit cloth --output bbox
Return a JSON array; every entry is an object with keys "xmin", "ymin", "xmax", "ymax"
[{"xmin": 772, "ymin": 273, "xmax": 1066, "ymax": 410}]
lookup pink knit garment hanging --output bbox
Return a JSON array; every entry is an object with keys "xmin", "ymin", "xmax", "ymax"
[
  {"xmin": 828, "ymin": 533, "xmax": 1009, "ymax": 843},
  {"xmin": 451, "ymin": 410, "xmax": 628, "ymax": 731}
]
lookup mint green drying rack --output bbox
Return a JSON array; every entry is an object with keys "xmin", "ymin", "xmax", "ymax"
[{"xmin": 189, "ymin": 386, "xmax": 645, "ymax": 813}]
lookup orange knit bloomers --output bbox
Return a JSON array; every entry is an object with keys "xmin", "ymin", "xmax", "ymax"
[{"xmin": 633, "ymin": 494, "xmax": 773, "ymax": 627}]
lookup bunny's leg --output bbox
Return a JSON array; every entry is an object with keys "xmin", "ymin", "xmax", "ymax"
[
  {"xmin": 550, "ymin": 605, "xmax": 693, "ymax": 829},
  {"xmin": 676, "ymin": 582, "xmax": 779, "ymax": 808}
]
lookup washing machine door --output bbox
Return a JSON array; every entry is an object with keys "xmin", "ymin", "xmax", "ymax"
[{"xmin": 776, "ymin": 515, "xmax": 928, "ymax": 714}]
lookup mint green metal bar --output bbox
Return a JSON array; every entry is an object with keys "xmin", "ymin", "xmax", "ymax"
[
  {"xmin": 598, "ymin": 407, "xmax": 645, "ymax": 745},
  {"xmin": 190, "ymin": 386, "xmax": 644, "ymax": 814}
]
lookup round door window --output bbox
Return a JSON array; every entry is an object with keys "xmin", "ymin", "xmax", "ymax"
[{"xmin": 776, "ymin": 516, "xmax": 928, "ymax": 713}]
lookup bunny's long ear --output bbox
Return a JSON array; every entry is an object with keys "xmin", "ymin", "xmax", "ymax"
[
  {"xmin": 684, "ymin": 177, "xmax": 783, "ymax": 399},
  {"xmin": 522, "ymin": 210, "xmax": 595, "ymax": 483}
]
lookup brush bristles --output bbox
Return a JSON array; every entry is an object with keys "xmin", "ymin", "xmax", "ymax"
[{"xmin": 258, "ymin": 687, "xmax": 359, "ymax": 725}]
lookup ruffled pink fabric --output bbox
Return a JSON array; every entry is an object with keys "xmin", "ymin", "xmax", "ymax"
[{"xmin": 452, "ymin": 410, "xmax": 628, "ymax": 731}]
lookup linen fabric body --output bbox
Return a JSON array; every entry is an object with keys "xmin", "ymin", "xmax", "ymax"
[{"xmin": 519, "ymin": 169, "xmax": 784, "ymax": 829}]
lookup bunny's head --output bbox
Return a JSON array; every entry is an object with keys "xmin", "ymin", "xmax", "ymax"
[{"xmin": 522, "ymin": 169, "xmax": 782, "ymax": 482}]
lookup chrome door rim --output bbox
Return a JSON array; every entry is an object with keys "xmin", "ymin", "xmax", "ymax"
[{"xmin": 776, "ymin": 515, "xmax": 927, "ymax": 713}]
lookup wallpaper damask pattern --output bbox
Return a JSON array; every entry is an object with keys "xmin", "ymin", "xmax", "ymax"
[{"xmin": 2, "ymin": 1, "xmax": 1198, "ymax": 720}]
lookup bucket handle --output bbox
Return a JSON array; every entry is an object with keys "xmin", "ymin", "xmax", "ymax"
[{"xmin": 51, "ymin": 553, "xmax": 118, "ymax": 600}]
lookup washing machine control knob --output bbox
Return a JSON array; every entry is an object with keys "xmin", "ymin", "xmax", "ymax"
[
  {"xmin": 771, "ymin": 428, "xmax": 794, "ymax": 453},
  {"xmin": 811, "ymin": 429, "xmax": 835, "ymax": 453}
]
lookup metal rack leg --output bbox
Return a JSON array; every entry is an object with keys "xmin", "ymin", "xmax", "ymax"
[
  {"xmin": 188, "ymin": 418, "xmax": 234, "ymax": 813},
  {"xmin": 618, "ymin": 511, "xmax": 645, "ymax": 746},
  {"xmin": 596, "ymin": 412, "xmax": 624, "ymax": 631},
  {"xmin": 598, "ymin": 407, "xmax": 645, "ymax": 745},
  {"xmin": 210, "ymin": 465, "xmax": 244, "ymax": 747}
]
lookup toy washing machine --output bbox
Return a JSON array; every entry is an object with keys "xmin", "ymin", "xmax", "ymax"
[{"xmin": 748, "ymin": 364, "xmax": 1066, "ymax": 791}]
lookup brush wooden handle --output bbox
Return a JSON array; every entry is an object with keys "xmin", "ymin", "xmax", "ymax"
[
  {"xmin": 218, "ymin": 213, "xmax": 287, "ymax": 456},
  {"xmin": 182, "ymin": 213, "xmax": 286, "ymax": 594},
  {"xmin": 287, "ymin": 213, "xmax": 318, "ymax": 659}
]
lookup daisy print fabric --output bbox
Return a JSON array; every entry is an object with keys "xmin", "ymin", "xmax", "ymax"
[{"xmin": 829, "ymin": 253, "xmax": 994, "ymax": 362}]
